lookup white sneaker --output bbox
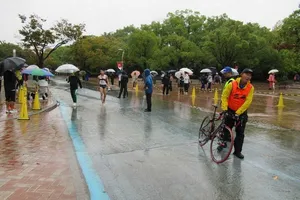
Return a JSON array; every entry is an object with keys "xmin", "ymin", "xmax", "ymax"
[
  {"xmin": 73, "ymin": 103, "xmax": 77, "ymax": 107},
  {"xmin": 10, "ymin": 110, "xmax": 17, "ymax": 113}
]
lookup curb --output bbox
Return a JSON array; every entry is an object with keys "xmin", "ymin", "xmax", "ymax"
[
  {"xmin": 255, "ymin": 91, "xmax": 300, "ymax": 96},
  {"xmin": 0, "ymin": 98, "xmax": 59, "ymax": 122}
]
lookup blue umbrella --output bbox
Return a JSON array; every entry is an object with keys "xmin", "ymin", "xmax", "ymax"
[{"xmin": 22, "ymin": 68, "xmax": 54, "ymax": 77}]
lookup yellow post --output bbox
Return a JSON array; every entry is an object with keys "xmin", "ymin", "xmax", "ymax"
[
  {"xmin": 214, "ymin": 88, "xmax": 219, "ymax": 99},
  {"xmin": 191, "ymin": 86, "xmax": 196, "ymax": 97},
  {"xmin": 18, "ymin": 87, "xmax": 29, "ymax": 120},
  {"xmin": 32, "ymin": 91, "xmax": 41, "ymax": 110},
  {"xmin": 192, "ymin": 96, "xmax": 196, "ymax": 107},
  {"xmin": 135, "ymin": 83, "xmax": 139, "ymax": 92},
  {"xmin": 277, "ymin": 93, "xmax": 284, "ymax": 107},
  {"xmin": 18, "ymin": 86, "xmax": 24, "ymax": 104},
  {"xmin": 213, "ymin": 88, "xmax": 219, "ymax": 105}
]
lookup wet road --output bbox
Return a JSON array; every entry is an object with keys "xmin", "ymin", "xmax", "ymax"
[{"xmin": 52, "ymin": 79, "xmax": 300, "ymax": 200}]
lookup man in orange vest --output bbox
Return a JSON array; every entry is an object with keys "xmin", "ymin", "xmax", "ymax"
[{"xmin": 220, "ymin": 68, "xmax": 254, "ymax": 159}]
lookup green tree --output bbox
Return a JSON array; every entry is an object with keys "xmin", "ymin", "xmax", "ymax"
[
  {"xmin": 18, "ymin": 14, "xmax": 85, "ymax": 68},
  {"xmin": 72, "ymin": 35, "xmax": 125, "ymax": 72},
  {"xmin": 280, "ymin": 9, "xmax": 300, "ymax": 51},
  {"xmin": 127, "ymin": 30, "xmax": 159, "ymax": 69},
  {"xmin": 0, "ymin": 41, "xmax": 36, "ymax": 64}
]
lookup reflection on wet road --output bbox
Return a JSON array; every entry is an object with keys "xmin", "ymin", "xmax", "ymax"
[{"xmin": 52, "ymin": 79, "xmax": 300, "ymax": 200}]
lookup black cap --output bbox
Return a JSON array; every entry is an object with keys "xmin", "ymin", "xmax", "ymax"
[{"xmin": 241, "ymin": 68, "xmax": 253, "ymax": 74}]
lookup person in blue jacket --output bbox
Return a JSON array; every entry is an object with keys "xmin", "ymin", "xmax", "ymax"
[{"xmin": 144, "ymin": 69, "xmax": 153, "ymax": 112}]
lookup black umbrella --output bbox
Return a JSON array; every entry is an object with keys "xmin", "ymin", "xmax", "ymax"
[
  {"xmin": 168, "ymin": 69, "xmax": 176, "ymax": 74},
  {"xmin": 208, "ymin": 67, "xmax": 217, "ymax": 75},
  {"xmin": 2, "ymin": 57, "xmax": 26, "ymax": 72}
]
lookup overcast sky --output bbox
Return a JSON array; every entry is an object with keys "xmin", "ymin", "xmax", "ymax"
[{"xmin": 0, "ymin": 0, "xmax": 298, "ymax": 43}]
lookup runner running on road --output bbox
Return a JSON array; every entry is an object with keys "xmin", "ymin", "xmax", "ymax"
[
  {"xmin": 220, "ymin": 68, "xmax": 254, "ymax": 159},
  {"xmin": 67, "ymin": 73, "xmax": 82, "ymax": 108},
  {"xmin": 98, "ymin": 70, "xmax": 109, "ymax": 104}
]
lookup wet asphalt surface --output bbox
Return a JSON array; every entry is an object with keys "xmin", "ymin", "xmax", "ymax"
[{"xmin": 52, "ymin": 78, "xmax": 300, "ymax": 200}]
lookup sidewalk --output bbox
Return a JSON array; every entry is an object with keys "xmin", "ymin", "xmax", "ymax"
[
  {"xmin": 0, "ymin": 90, "xmax": 57, "ymax": 122},
  {"xmin": 0, "ymin": 99, "xmax": 88, "ymax": 199}
]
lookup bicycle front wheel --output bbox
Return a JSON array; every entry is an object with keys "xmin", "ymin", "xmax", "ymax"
[
  {"xmin": 199, "ymin": 116, "xmax": 213, "ymax": 147},
  {"xmin": 210, "ymin": 125, "xmax": 234, "ymax": 164}
]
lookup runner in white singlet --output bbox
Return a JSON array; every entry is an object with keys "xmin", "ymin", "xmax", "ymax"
[{"xmin": 98, "ymin": 70, "xmax": 109, "ymax": 104}]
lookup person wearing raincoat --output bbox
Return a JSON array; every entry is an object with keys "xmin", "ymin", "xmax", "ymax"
[
  {"xmin": 221, "ymin": 68, "xmax": 254, "ymax": 159},
  {"xmin": 221, "ymin": 67, "xmax": 235, "ymax": 89},
  {"xmin": 144, "ymin": 69, "xmax": 153, "ymax": 112}
]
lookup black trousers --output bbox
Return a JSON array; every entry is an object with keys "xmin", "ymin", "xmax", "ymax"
[
  {"xmin": 163, "ymin": 84, "xmax": 169, "ymax": 95},
  {"xmin": 111, "ymin": 78, "xmax": 114, "ymax": 85},
  {"xmin": 223, "ymin": 110, "xmax": 248, "ymax": 153},
  {"xmin": 146, "ymin": 93, "xmax": 152, "ymax": 111},
  {"xmin": 70, "ymin": 89, "xmax": 77, "ymax": 103},
  {"xmin": 118, "ymin": 85, "xmax": 128, "ymax": 98},
  {"xmin": 184, "ymin": 83, "xmax": 189, "ymax": 92}
]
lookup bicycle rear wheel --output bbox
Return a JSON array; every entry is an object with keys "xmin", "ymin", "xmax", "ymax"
[
  {"xmin": 199, "ymin": 116, "xmax": 213, "ymax": 147},
  {"xmin": 210, "ymin": 125, "xmax": 234, "ymax": 164}
]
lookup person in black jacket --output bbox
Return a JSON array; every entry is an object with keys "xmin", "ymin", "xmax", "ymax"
[
  {"xmin": 118, "ymin": 71, "xmax": 129, "ymax": 98},
  {"xmin": 162, "ymin": 73, "xmax": 170, "ymax": 95},
  {"xmin": 67, "ymin": 73, "xmax": 82, "ymax": 107},
  {"xmin": 4, "ymin": 70, "xmax": 17, "ymax": 113}
]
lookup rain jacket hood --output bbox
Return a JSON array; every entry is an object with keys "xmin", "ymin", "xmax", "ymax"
[
  {"xmin": 144, "ymin": 69, "xmax": 153, "ymax": 94},
  {"xmin": 144, "ymin": 69, "xmax": 151, "ymax": 77}
]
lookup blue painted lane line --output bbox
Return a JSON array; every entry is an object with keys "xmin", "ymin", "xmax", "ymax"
[{"xmin": 59, "ymin": 102, "xmax": 110, "ymax": 200}]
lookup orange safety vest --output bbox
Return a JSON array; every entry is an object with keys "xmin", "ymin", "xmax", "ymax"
[{"xmin": 228, "ymin": 81, "xmax": 252, "ymax": 111}]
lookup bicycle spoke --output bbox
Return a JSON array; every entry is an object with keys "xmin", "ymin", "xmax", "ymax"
[
  {"xmin": 210, "ymin": 126, "xmax": 234, "ymax": 164},
  {"xmin": 199, "ymin": 116, "xmax": 213, "ymax": 147}
]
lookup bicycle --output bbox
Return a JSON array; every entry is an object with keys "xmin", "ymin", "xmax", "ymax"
[{"xmin": 198, "ymin": 105, "xmax": 237, "ymax": 164}]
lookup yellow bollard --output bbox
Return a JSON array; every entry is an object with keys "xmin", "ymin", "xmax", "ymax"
[
  {"xmin": 135, "ymin": 83, "xmax": 139, "ymax": 92},
  {"xmin": 192, "ymin": 96, "xmax": 196, "ymax": 107},
  {"xmin": 277, "ymin": 93, "xmax": 284, "ymax": 107},
  {"xmin": 213, "ymin": 88, "xmax": 219, "ymax": 100},
  {"xmin": 18, "ymin": 87, "xmax": 29, "ymax": 120},
  {"xmin": 213, "ymin": 89, "xmax": 219, "ymax": 105},
  {"xmin": 192, "ymin": 86, "xmax": 196, "ymax": 97},
  {"xmin": 18, "ymin": 86, "xmax": 24, "ymax": 104},
  {"xmin": 32, "ymin": 91, "xmax": 41, "ymax": 110}
]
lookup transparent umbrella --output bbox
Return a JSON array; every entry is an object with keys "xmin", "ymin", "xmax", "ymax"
[
  {"xmin": 55, "ymin": 64, "xmax": 79, "ymax": 73},
  {"xmin": 180, "ymin": 68, "xmax": 193, "ymax": 75},
  {"xmin": 200, "ymin": 68, "xmax": 212, "ymax": 73},
  {"xmin": 268, "ymin": 69, "xmax": 279, "ymax": 74}
]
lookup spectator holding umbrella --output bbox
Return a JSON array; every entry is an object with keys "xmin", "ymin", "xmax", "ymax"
[
  {"xmin": 110, "ymin": 74, "xmax": 114, "ymax": 85},
  {"xmin": 132, "ymin": 72, "xmax": 138, "ymax": 88},
  {"xmin": 207, "ymin": 73, "xmax": 213, "ymax": 92},
  {"xmin": 268, "ymin": 73, "xmax": 276, "ymax": 90},
  {"xmin": 3, "ymin": 70, "xmax": 18, "ymax": 113},
  {"xmin": 200, "ymin": 74, "xmax": 208, "ymax": 91},
  {"xmin": 169, "ymin": 74, "xmax": 174, "ymax": 92},
  {"xmin": 162, "ymin": 73, "xmax": 170, "ymax": 95},
  {"xmin": 179, "ymin": 74, "xmax": 184, "ymax": 95},
  {"xmin": 214, "ymin": 73, "xmax": 221, "ymax": 85},
  {"xmin": 183, "ymin": 72, "xmax": 190, "ymax": 94},
  {"xmin": 118, "ymin": 71, "xmax": 129, "ymax": 98}
]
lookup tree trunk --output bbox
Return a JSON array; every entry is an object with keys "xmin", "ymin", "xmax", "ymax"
[{"xmin": 38, "ymin": 56, "xmax": 44, "ymax": 68}]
